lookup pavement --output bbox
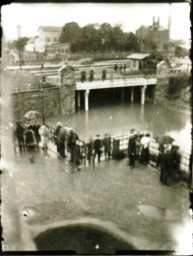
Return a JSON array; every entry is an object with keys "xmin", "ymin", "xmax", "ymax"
[{"xmin": 1, "ymin": 146, "xmax": 191, "ymax": 253}]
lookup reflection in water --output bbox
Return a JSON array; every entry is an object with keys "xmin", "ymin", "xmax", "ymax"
[
  {"xmin": 47, "ymin": 102, "xmax": 191, "ymax": 153},
  {"xmin": 137, "ymin": 205, "xmax": 175, "ymax": 220}
]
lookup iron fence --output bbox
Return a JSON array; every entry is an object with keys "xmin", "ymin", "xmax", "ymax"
[{"xmin": 45, "ymin": 124, "xmax": 191, "ymax": 174}]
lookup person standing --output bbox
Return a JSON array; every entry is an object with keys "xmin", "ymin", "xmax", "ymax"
[
  {"xmin": 33, "ymin": 121, "xmax": 41, "ymax": 148},
  {"xmin": 54, "ymin": 122, "xmax": 63, "ymax": 156},
  {"xmin": 103, "ymin": 134, "xmax": 111, "ymax": 160},
  {"xmin": 156, "ymin": 143, "xmax": 165, "ymax": 168},
  {"xmin": 135, "ymin": 131, "xmax": 141, "ymax": 160},
  {"xmin": 102, "ymin": 70, "xmax": 107, "ymax": 81},
  {"xmin": 160, "ymin": 145, "xmax": 172, "ymax": 185},
  {"xmin": 128, "ymin": 134, "xmax": 136, "ymax": 169},
  {"xmin": 170, "ymin": 143, "xmax": 181, "ymax": 182},
  {"xmin": 15, "ymin": 122, "xmax": 25, "ymax": 153},
  {"xmin": 139, "ymin": 133, "xmax": 151, "ymax": 165},
  {"xmin": 57, "ymin": 126, "xmax": 67, "ymax": 158},
  {"xmin": 39, "ymin": 124, "xmax": 49, "ymax": 151},
  {"xmin": 25, "ymin": 124, "xmax": 37, "ymax": 162},
  {"xmin": 86, "ymin": 138, "xmax": 94, "ymax": 165},
  {"xmin": 67, "ymin": 130, "xmax": 79, "ymax": 162},
  {"xmin": 94, "ymin": 135, "xmax": 102, "ymax": 163}
]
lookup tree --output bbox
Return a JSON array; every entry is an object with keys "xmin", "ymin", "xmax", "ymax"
[
  {"xmin": 124, "ymin": 32, "xmax": 140, "ymax": 52},
  {"xmin": 59, "ymin": 22, "xmax": 82, "ymax": 52},
  {"xmin": 98, "ymin": 23, "xmax": 114, "ymax": 52},
  {"xmin": 15, "ymin": 37, "xmax": 29, "ymax": 51},
  {"xmin": 80, "ymin": 24, "xmax": 100, "ymax": 52}
]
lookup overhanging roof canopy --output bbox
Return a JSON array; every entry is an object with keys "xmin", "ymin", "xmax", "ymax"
[{"xmin": 126, "ymin": 53, "xmax": 150, "ymax": 60}]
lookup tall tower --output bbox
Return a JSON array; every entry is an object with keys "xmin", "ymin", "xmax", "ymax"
[{"xmin": 167, "ymin": 3, "xmax": 171, "ymax": 40}]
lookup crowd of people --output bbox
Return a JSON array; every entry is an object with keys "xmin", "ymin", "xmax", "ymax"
[
  {"xmin": 14, "ymin": 120, "xmax": 182, "ymax": 185},
  {"xmin": 53, "ymin": 122, "xmax": 112, "ymax": 171},
  {"xmin": 14, "ymin": 120, "xmax": 49, "ymax": 161},
  {"xmin": 127, "ymin": 128, "xmax": 181, "ymax": 186}
]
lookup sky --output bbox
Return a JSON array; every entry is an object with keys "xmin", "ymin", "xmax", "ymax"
[{"xmin": 2, "ymin": 2, "xmax": 191, "ymax": 44}]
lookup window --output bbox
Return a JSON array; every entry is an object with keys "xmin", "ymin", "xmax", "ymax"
[
  {"xmin": 47, "ymin": 37, "xmax": 50, "ymax": 42},
  {"xmin": 58, "ymin": 49, "xmax": 60, "ymax": 53},
  {"xmin": 61, "ymin": 49, "xmax": 64, "ymax": 53}
]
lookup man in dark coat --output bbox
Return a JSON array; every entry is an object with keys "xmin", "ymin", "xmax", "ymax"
[
  {"xmin": 86, "ymin": 138, "xmax": 94, "ymax": 165},
  {"xmin": 94, "ymin": 135, "xmax": 102, "ymax": 163},
  {"xmin": 102, "ymin": 70, "xmax": 107, "ymax": 81},
  {"xmin": 67, "ymin": 130, "xmax": 79, "ymax": 162},
  {"xmin": 15, "ymin": 122, "xmax": 25, "ymax": 153},
  {"xmin": 170, "ymin": 143, "xmax": 181, "ymax": 181},
  {"xmin": 128, "ymin": 134, "xmax": 136, "ymax": 168},
  {"xmin": 57, "ymin": 126, "xmax": 66, "ymax": 158},
  {"xmin": 54, "ymin": 122, "xmax": 63, "ymax": 156},
  {"xmin": 33, "ymin": 121, "xmax": 41, "ymax": 148},
  {"xmin": 103, "ymin": 134, "xmax": 111, "ymax": 160},
  {"xmin": 156, "ymin": 143, "xmax": 165, "ymax": 168},
  {"xmin": 160, "ymin": 147, "xmax": 171, "ymax": 185}
]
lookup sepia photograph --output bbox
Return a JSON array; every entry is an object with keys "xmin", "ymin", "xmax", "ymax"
[{"xmin": 1, "ymin": 1, "xmax": 192, "ymax": 254}]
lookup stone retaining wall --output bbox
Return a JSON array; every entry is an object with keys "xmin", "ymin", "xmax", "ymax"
[{"xmin": 12, "ymin": 86, "xmax": 61, "ymax": 121}]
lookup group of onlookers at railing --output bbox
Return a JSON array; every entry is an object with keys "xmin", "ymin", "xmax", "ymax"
[
  {"xmin": 14, "ymin": 119, "xmax": 184, "ymax": 186},
  {"xmin": 127, "ymin": 128, "xmax": 182, "ymax": 186},
  {"xmin": 80, "ymin": 64, "xmax": 128, "ymax": 83},
  {"xmin": 53, "ymin": 122, "xmax": 112, "ymax": 170}
]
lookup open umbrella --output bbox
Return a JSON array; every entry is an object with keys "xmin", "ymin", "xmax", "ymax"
[
  {"xmin": 157, "ymin": 135, "xmax": 175, "ymax": 145},
  {"xmin": 24, "ymin": 110, "xmax": 41, "ymax": 120}
]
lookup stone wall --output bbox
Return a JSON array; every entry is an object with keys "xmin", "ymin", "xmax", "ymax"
[
  {"xmin": 11, "ymin": 65, "xmax": 77, "ymax": 121},
  {"xmin": 59, "ymin": 66, "xmax": 76, "ymax": 115},
  {"xmin": 12, "ymin": 86, "xmax": 61, "ymax": 122},
  {"xmin": 154, "ymin": 61, "xmax": 170, "ymax": 103}
]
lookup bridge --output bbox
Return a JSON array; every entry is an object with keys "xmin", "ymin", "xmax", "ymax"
[{"xmin": 7, "ymin": 60, "xmax": 158, "ymax": 112}]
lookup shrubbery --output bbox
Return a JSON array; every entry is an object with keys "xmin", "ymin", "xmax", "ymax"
[{"xmin": 166, "ymin": 74, "xmax": 191, "ymax": 99}]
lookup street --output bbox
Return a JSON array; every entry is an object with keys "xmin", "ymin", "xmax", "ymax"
[{"xmin": 1, "ymin": 148, "xmax": 190, "ymax": 252}]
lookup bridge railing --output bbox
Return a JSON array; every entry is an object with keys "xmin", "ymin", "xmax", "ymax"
[
  {"xmin": 45, "ymin": 124, "xmax": 191, "ymax": 177},
  {"xmin": 75, "ymin": 69, "xmax": 156, "ymax": 83}
]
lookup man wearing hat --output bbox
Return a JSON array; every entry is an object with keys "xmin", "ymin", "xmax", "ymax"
[
  {"xmin": 160, "ymin": 145, "xmax": 172, "ymax": 185},
  {"xmin": 94, "ymin": 135, "xmax": 102, "ymax": 163},
  {"xmin": 128, "ymin": 133, "xmax": 136, "ymax": 169},
  {"xmin": 103, "ymin": 133, "xmax": 111, "ymax": 160},
  {"xmin": 170, "ymin": 142, "xmax": 181, "ymax": 182},
  {"xmin": 54, "ymin": 122, "xmax": 63, "ymax": 157}
]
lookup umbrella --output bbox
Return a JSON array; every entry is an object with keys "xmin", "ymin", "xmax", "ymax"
[
  {"xmin": 24, "ymin": 110, "xmax": 41, "ymax": 120},
  {"xmin": 157, "ymin": 135, "xmax": 175, "ymax": 145}
]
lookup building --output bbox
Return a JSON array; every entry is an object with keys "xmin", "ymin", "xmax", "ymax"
[
  {"xmin": 46, "ymin": 43, "xmax": 70, "ymax": 59},
  {"xmin": 126, "ymin": 53, "xmax": 151, "ymax": 71},
  {"xmin": 25, "ymin": 26, "xmax": 62, "ymax": 53},
  {"xmin": 136, "ymin": 17, "xmax": 169, "ymax": 52}
]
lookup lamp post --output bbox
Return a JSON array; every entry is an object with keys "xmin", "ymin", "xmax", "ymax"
[{"xmin": 40, "ymin": 63, "xmax": 45, "ymax": 124}]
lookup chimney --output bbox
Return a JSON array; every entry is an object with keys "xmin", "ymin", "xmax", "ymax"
[
  {"xmin": 168, "ymin": 3, "xmax": 171, "ymax": 39},
  {"xmin": 157, "ymin": 16, "xmax": 160, "ymax": 26},
  {"xmin": 153, "ymin": 16, "xmax": 155, "ymax": 25}
]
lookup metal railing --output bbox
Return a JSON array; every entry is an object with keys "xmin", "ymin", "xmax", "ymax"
[
  {"xmin": 75, "ymin": 69, "xmax": 156, "ymax": 83},
  {"xmin": 45, "ymin": 124, "xmax": 191, "ymax": 174}
]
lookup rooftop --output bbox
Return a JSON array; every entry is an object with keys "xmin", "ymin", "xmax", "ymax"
[
  {"xmin": 38, "ymin": 26, "xmax": 62, "ymax": 32},
  {"xmin": 6, "ymin": 70, "xmax": 40, "ymax": 92},
  {"xmin": 126, "ymin": 53, "xmax": 150, "ymax": 60}
]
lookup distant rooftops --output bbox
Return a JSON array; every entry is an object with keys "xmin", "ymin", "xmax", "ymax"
[
  {"xmin": 38, "ymin": 26, "xmax": 62, "ymax": 32},
  {"xmin": 126, "ymin": 53, "xmax": 150, "ymax": 60},
  {"xmin": 49, "ymin": 43, "xmax": 70, "ymax": 48}
]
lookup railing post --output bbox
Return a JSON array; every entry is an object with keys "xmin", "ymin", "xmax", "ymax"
[
  {"xmin": 77, "ymin": 90, "xmax": 81, "ymax": 108},
  {"xmin": 85, "ymin": 89, "xmax": 90, "ymax": 111}
]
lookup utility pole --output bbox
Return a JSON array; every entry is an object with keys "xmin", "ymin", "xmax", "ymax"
[
  {"xmin": 168, "ymin": 3, "xmax": 171, "ymax": 41},
  {"xmin": 17, "ymin": 25, "xmax": 22, "ymax": 69},
  {"xmin": 17, "ymin": 25, "xmax": 24, "ymax": 69}
]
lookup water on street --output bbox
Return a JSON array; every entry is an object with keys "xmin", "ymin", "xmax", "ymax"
[{"xmin": 46, "ymin": 101, "xmax": 191, "ymax": 154}]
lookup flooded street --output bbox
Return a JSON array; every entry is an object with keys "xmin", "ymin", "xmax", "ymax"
[{"xmin": 46, "ymin": 101, "xmax": 191, "ymax": 154}]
